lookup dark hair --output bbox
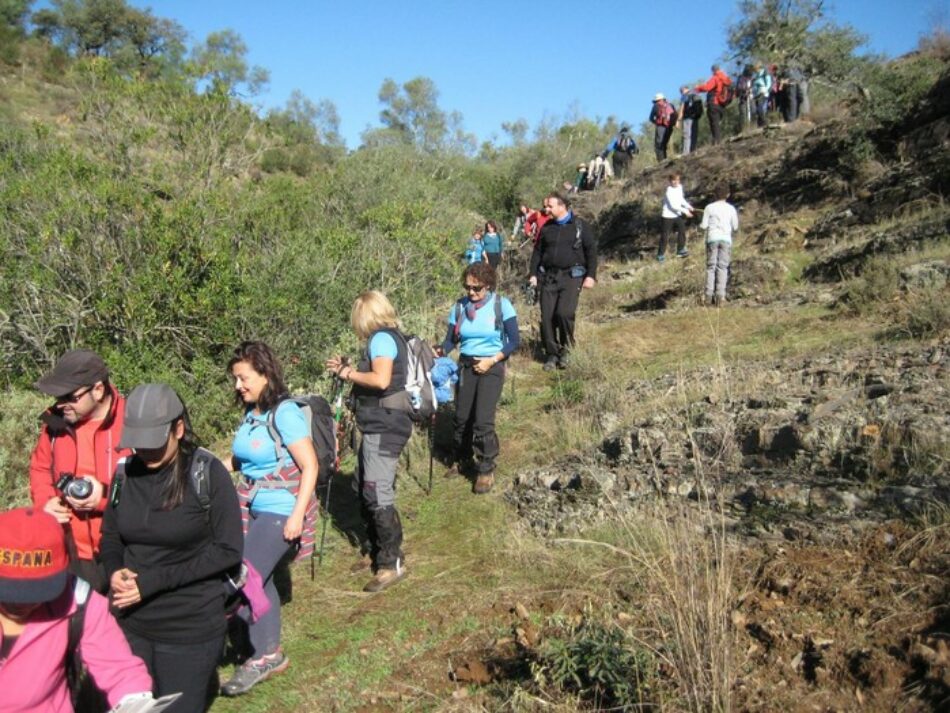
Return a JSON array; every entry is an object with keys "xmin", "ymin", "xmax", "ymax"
[
  {"xmin": 670, "ymin": 172, "xmax": 681, "ymax": 181},
  {"xmin": 161, "ymin": 407, "xmax": 198, "ymax": 510},
  {"xmin": 227, "ymin": 341, "xmax": 288, "ymax": 413},
  {"xmin": 715, "ymin": 183, "xmax": 731, "ymax": 200},
  {"xmin": 463, "ymin": 262, "xmax": 497, "ymax": 292},
  {"xmin": 484, "ymin": 220, "xmax": 498, "ymax": 233},
  {"xmin": 546, "ymin": 191, "xmax": 569, "ymax": 208}
]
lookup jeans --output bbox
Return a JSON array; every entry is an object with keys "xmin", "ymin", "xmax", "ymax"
[
  {"xmin": 705, "ymin": 241, "xmax": 732, "ymax": 298},
  {"xmin": 755, "ymin": 95, "xmax": 769, "ymax": 127},
  {"xmin": 124, "ymin": 631, "xmax": 225, "ymax": 713}
]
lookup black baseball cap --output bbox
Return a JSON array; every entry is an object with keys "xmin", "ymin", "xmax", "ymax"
[
  {"xmin": 35, "ymin": 350, "xmax": 109, "ymax": 397},
  {"xmin": 119, "ymin": 384, "xmax": 185, "ymax": 450}
]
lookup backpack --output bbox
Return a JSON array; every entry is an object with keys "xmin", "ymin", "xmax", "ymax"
[
  {"xmin": 268, "ymin": 396, "xmax": 337, "ymax": 489},
  {"xmin": 65, "ymin": 577, "xmax": 96, "ymax": 710},
  {"xmin": 718, "ymin": 78, "xmax": 735, "ymax": 107},
  {"xmin": 397, "ymin": 332, "xmax": 438, "ymax": 422},
  {"xmin": 684, "ymin": 96, "xmax": 704, "ymax": 120},
  {"xmin": 617, "ymin": 132, "xmax": 636, "ymax": 154},
  {"xmin": 653, "ymin": 101, "xmax": 675, "ymax": 127},
  {"xmin": 736, "ymin": 75, "xmax": 752, "ymax": 99}
]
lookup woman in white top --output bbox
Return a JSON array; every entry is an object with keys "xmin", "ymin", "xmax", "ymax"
[{"xmin": 659, "ymin": 173, "xmax": 694, "ymax": 261}]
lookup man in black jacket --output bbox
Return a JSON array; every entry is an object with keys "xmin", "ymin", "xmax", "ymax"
[{"xmin": 527, "ymin": 192, "xmax": 598, "ymax": 370}]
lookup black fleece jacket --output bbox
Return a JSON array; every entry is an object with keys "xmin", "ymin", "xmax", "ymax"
[
  {"xmin": 99, "ymin": 452, "xmax": 243, "ymax": 644},
  {"xmin": 528, "ymin": 213, "xmax": 598, "ymax": 280}
]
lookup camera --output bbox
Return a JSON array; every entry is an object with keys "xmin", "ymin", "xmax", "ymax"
[{"xmin": 56, "ymin": 473, "xmax": 93, "ymax": 500}]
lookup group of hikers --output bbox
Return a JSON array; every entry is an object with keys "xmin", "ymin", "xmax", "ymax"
[
  {"xmin": 568, "ymin": 60, "xmax": 809, "ymax": 191},
  {"xmin": 0, "ymin": 160, "xmax": 741, "ymax": 711}
]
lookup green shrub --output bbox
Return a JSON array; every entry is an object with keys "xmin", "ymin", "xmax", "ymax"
[{"xmin": 0, "ymin": 389, "xmax": 47, "ymax": 507}]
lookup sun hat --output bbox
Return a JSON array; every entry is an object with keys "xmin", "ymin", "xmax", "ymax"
[
  {"xmin": 653, "ymin": 93, "xmax": 666, "ymax": 102},
  {"xmin": 0, "ymin": 508, "xmax": 69, "ymax": 604},
  {"xmin": 35, "ymin": 349, "xmax": 109, "ymax": 397},
  {"xmin": 118, "ymin": 383, "xmax": 184, "ymax": 450}
]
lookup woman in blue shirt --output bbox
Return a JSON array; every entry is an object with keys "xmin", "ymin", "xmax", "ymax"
[
  {"xmin": 482, "ymin": 221, "xmax": 503, "ymax": 269},
  {"xmin": 220, "ymin": 341, "xmax": 318, "ymax": 697},
  {"xmin": 439, "ymin": 263, "xmax": 519, "ymax": 494},
  {"xmin": 326, "ymin": 292, "xmax": 413, "ymax": 593}
]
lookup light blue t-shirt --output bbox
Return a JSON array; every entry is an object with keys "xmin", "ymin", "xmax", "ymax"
[
  {"xmin": 448, "ymin": 293, "xmax": 516, "ymax": 357},
  {"xmin": 482, "ymin": 232, "xmax": 503, "ymax": 254},
  {"xmin": 368, "ymin": 331, "xmax": 398, "ymax": 361},
  {"xmin": 465, "ymin": 239, "xmax": 485, "ymax": 264},
  {"xmin": 232, "ymin": 401, "xmax": 309, "ymax": 516}
]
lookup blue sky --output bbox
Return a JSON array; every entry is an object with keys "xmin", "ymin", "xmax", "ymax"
[{"xmin": 125, "ymin": 1, "xmax": 942, "ymax": 147}]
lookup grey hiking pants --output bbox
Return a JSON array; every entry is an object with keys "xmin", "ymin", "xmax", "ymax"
[
  {"xmin": 355, "ymin": 432, "xmax": 405, "ymax": 570},
  {"xmin": 705, "ymin": 241, "xmax": 732, "ymax": 298}
]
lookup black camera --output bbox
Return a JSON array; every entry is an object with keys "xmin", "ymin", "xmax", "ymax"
[{"xmin": 56, "ymin": 473, "xmax": 93, "ymax": 500}]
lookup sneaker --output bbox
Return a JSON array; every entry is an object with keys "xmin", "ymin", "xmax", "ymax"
[
  {"xmin": 556, "ymin": 353, "xmax": 568, "ymax": 370},
  {"xmin": 676, "ymin": 250, "xmax": 689, "ymax": 258},
  {"xmin": 221, "ymin": 651, "xmax": 289, "ymax": 696},
  {"xmin": 473, "ymin": 473, "xmax": 494, "ymax": 494},
  {"xmin": 656, "ymin": 254, "xmax": 666, "ymax": 262},
  {"xmin": 363, "ymin": 563, "xmax": 406, "ymax": 593},
  {"xmin": 543, "ymin": 356, "xmax": 558, "ymax": 371}
]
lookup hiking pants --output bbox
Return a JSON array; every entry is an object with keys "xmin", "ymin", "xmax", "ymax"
[
  {"xmin": 454, "ymin": 358, "xmax": 505, "ymax": 474},
  {"xmin": 612, "ymin": 153, "xmax": 629, "ymax": 180},
  {"xmin": 681, "ymin": 118, "xmax": 695, "ymax": 154},
  {"xmin": 355, "ymin": 432, "xmax": 404, "ymax": 570},
  {"xmin": 738, "ymin": 96, "xmax": 752, "ymax": 131},
  {"xmin": 539, "ymin": 271, "xmax": 583, "ymax": 358},
  {"xmin": 654, "ymin": 125, "xmax": 671, "ymax": 160},
  {"xmin": 125, "ymin": 630, "xmax": 225, "ymax": 713},
  {"xmin": 708, "ymin": 104, "xmax": 724, "ymax": 145},
  {"xmin": 660, "ymin": 217, "xmax": 687, "ymax": 257},
  {"xmin": 705, "ymin": 241, "xmax": 732, "ymax": 298},
  {"xmin": 782, "ymin": 84, "xmax": 800, "ymax": 122},
  {"xmin": 487, "ymin": 252, "xmax": 501, "ymax": 269},
  {"xmin": 755, "ymin": 95, "xmax": 769, "ymax": 127},
  {"xmin": 240, "ymin": 512, "xmax": 293, "ymax": 657}
]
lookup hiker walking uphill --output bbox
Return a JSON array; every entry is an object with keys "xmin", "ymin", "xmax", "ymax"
[
  {"xmin": 649, "ymin": 94, "xmax": 677, "ymax": 161},
  {"xmin": 658, "ymin": 173, "xmax": 694, "ymax": 261},
  {"xmin": 325, "ymin": 292, "xmax": 413, "ymax": 594},
  {"xmin": 601, "ymin": 126, "xmax": 638, "ymax": 179},
  {"xmin": 528, "ymin": 192, "xmax": 598, "ymax": 371},
  {"xmin": 222, "ymin": 342, "xmax": 319, "ymax": 696},
  {"xmin": 752, "ymin": 63, "xmax": 772, "ymax": 127},
  {"xmin": 100, "ymin": 384, "xmax": 243, "ymax": 712},
  {"xmin": 0, "ymin": 507, "xmax": 154, "ymax": 713},
  {"xmin": 438, "ymin": 263, "xmax": 520, "ymax": 495},
  {"xmin": 29, "ymin": 349, "xmax": 131, "ymax": 594},
  {"xmin": 678, "ymin": 86, "xmax": 702, "ymax": 155},
  {"xmin": 694, "ymin": 64, "xmax": 733, "ymax": 145},
  {"xmin": 702, "ymin": 182, "xmax": 740, "ymax": 306}
]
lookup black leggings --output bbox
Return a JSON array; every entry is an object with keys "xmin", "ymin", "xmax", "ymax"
[{"xmin": 124, "ymin": 630, "xmax": 225, "ymax": 713}]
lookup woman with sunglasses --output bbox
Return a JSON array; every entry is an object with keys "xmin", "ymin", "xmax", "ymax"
[
  {"xmin": 438, "ymin": 263, "xmax": 519, "ymax": 494},
  {"xmin": 99, "ymin": 383, "xmax": 243, "ymax": 713}
]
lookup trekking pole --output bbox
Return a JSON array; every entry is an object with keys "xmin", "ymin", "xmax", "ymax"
[
  {"xmin": 427, "ymin": 412, "xmax": 435, "ymax": 496},
  {"xmin": 316, "ymin": 370, "xmax": 346, "ymax": 572}
]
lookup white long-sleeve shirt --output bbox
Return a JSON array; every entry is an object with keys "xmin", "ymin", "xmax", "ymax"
[
  {"xmin": 661, "ymin": 184, "xmax": 693, "ymax": 218},
  {"xmin": 700, "ymin": 200, "xmax": 739, "ymax": 244}
]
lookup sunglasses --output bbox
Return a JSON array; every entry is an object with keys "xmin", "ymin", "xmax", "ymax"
[
  {"xmin": 55, "ymin": 386, "xmax": 93, "ymax": 404},
  {"xmin": 464, "ymin": 284, "xmax": 487, "ymax": 293}
]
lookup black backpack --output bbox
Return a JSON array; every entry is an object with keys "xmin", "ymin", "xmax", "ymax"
[
  {"xmin": 617, "ymin": 132, "xmax": 637, "ymax": 154},
  {"xmin": 684, "ymin": 96, "xmax": 704, "ymax": 120},
  {"xmin": 268, "ymin": 396, "xmax": 337, "ymax": 489},
  {"xmin": 65, "ymin": 577, "xmax": 110, "ymax": 712}
]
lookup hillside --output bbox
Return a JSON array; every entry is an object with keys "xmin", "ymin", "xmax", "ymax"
[{"xmin": 2, "ymin": 37, "xmax": 949, "ymax": 713}]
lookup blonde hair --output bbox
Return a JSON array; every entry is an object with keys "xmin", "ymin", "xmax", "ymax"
[{"xmin": 351, "ymin": 290, "xmax": 401, "ymax": 340}]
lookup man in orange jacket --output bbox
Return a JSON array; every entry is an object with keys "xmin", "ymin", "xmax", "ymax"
[
  {"xmin": 28, "ymin": 349, "xmax": 129, "ymax": 592},
  {"xmin": 694, "ymin": 64, "xmax": 733, "ymax": 146}
]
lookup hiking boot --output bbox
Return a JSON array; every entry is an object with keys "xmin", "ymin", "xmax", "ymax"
[
  {"xmin": 363, "ymin": 563, "xmax": 405, "ymax": 593},
  {"xmin": 656, "ymin": 254, "xmax": 666, "ymax": 262},
  {"xmin": 676, "ymin": 250, "xmax": 689, "ymax": 258},
  {"xmin": 543, "ymin": 356, "xmax": 558, "ymax": 371},
  {"xmin": 473, "ymin": 473, "xmax": 494, "ymax": 494},
  {"xmin": 221, "ymin": 651, "xmax": 289, "ymax": 696},
  {"xmin": 714, "ymin": 295, "xmax": 727, "ymax": 307},
  {"xmin": 556, "ymin": 353, "xmax": 569, "ymax": 369},
  {"xmin": 444, "ymin": 458, "xmax": 474, "ymax": 478}
]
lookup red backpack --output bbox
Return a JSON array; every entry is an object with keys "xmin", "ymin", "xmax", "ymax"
[{"xmin": 654, "ymin": 100, "xmax": 675, "ymax": 127}]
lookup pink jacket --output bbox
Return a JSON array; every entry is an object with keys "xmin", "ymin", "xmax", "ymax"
[{"xmin": 0, "ymin": 584, "xmax": 152, "ymax": 713}]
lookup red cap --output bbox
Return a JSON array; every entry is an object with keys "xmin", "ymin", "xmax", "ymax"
[{"xmin": 0, "ymin": 508, "xmax": 69, "ymax": 604}]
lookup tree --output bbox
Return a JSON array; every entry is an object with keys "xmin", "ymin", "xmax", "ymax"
[
  {"xmin": 0, "ymin": 0, "xmax": 32, "ymax": 31},
  {"xmin": 727, "ymin": 0, "xmax": 867, "ymax": 80},
  {"xmin": 190, "ymin": 29, "xmax": 269, "ymax": 97},
  {"xmin": 373, "ymin": 76, "xmax": 448, "ymax": 152}
]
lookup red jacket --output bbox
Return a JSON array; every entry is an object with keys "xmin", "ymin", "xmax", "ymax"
[
  {"xmin": 525, "ymin": 210, "xmax": 550, "ymax": 246},
  {"xmin": 29, "ymin": 386, "xmax": 129, "ymax": 560},
  {"xmin": 695, "ymin": 69, "xmax": 733, "ymax": 107}
]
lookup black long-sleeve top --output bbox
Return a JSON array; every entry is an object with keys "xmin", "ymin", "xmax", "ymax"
[
  {"xmin": 99, "ymin": 452, "xmax": 243, "ymax": 644},
  {"xmin": 528, "ymin": 212, "xmax": 598, "ymax": 280}
]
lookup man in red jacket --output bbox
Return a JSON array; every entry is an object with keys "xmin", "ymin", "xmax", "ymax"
[
  {"xmin": 28, "ymin": 349, "xmax": 129, "ymax": 592},
  {"xmin": 694, "ymin": 64, "xmax": 733, "ymax": 146}
]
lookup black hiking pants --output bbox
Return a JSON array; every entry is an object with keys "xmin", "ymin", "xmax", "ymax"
[
  {"xmin": 453, "ymin": 357, "xmax": 505, "ymax": 474},
  {"xmin": 708, "ymin": 103, "xmax": 724, "ymax": 145},
  {"xmin": 654, "ymin": 125, "xmax": 672, "ymax": 161},
  {"xmin": 540, "ymin": 270, "xmax": 583, "ymax": 359},
  {"xmin": 612, "ymin": 153, "xmax": 630, "ymax": 179},
  {"xmin": 659, "ymin": 217, "xmax": 687, "ymax": 257}
]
